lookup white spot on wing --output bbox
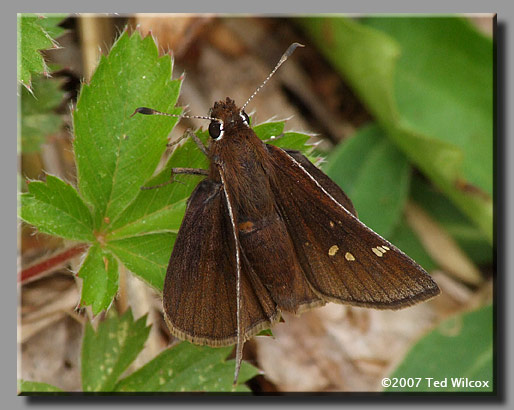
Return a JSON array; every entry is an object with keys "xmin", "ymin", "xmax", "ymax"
[{"xmin": 345, "ymin": 252, "xmax": 355, "ymax": 261}]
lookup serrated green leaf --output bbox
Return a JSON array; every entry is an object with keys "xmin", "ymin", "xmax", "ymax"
[
  {"xmin": 115, "ymin": 342, "xmax": 258, "ymax": 392},
  {"xmin": 242, "ymin": 120, "xmax": 312, "ymax": 152},
  {"xmin": 81, "ymin": 309, "xmax": 151, "ymax": 392},
  {"xmin": 18, "ymin": 380, "xmax": 63, "ymax": 393},
  {"xmin": 36, "ymin": 14, "xmax": 67, "ymax": 40},
  {"xmin": 18, "ymin": 14, "xmax": 57, "ymax": 88},
  {"xmin": 387, "ymin": 304, "xmax": 493, "ymax": 392},
  {"xmin": 106, "ymin": 130, "xmax": 208, "ymax": 240},
  {"xmin": 324, "ymin": 124, "xmax": 410, "ymax": 237},
  {"xmin": 253, "ymin": 121, "xmax": 285, "ymax": 140},
  {"xmin": 19, "ymin": 175, "xmax": 94, "ymax": 241},
  {"xmin": 107, "ymin": 232, "xmax": 176, "ymax": 290},
  {"xmin": 266, "ymin": 132, "xmax": 311, "ymax": 150},
  {"xmin": 108, "ymin": 198, "xmax": 187, "ymax": 240},
  {"xmin": 78, "ymin": 244, "xmax": 119, "ymax": 315},
  {"xmin": 300, "ymin": 16, "xmax": 493, "ymax": 242},
  {"xmin": 73, "ymin": 31, "xmax": 182, "ymax": 230},
  {"xmin": 21, "ymin": 75, "xmax": 65, "ymax": 153}
]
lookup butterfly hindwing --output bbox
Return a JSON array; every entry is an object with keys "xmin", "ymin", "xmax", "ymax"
[{"xmin": 238, "ymin": 212, "xmax": 325, "ymax": 315}]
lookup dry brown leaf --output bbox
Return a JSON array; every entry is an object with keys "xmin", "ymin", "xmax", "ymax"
[
  {"xmin": 133, "ymin": 14, "xmax": 211, "ymax": 58},
  {"xmin": 256, "ymin": 301, "xmax": 438, "ymax": 392}
]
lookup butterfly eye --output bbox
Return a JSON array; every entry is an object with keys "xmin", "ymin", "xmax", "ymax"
[
  {"xmin": 209, "ymin": 121, "xmax": 223, "ymax": 140},
  {"xmin": 240, "ymin": 111, "xmax": 250, "ymax": 125}
]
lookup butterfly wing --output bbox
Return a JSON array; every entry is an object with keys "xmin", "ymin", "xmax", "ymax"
[
  {"xmin": 163, "ymin": 179, "xmax": 278, "ymax": 346},
  {"xmin": 238, "ymin": 211, "xmax": 325, "ymax": 315},
  {"xmin": 284, "ymin": 149, "xmax": 358, "ymax": 218},
  {"xmin": 267, "ymin": 144, "xmax": 440, "ymax": 309}
]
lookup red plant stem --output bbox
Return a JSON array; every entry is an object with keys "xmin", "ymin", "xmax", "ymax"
[{"xmin": 19, "ymin": 243, "xmax": 89, "ymax": 284}]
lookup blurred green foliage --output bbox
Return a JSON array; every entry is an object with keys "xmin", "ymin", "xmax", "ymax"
[{"xmin": 299, "ymin": 16, "xmax": 493, "ymax": 242}]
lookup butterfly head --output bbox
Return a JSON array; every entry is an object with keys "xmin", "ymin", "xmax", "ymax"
[{"xmin": 208, "ymin": 98, "xmax": 250, "ymax": 141}]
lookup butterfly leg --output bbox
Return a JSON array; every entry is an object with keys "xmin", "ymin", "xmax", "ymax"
[
  {"xmin": 140, "ymin": 167, "xmax": 208, "ymax": 190},
  {"xmin": 167, "ymin": 129, "xmax": 209, "ymax": 157}
]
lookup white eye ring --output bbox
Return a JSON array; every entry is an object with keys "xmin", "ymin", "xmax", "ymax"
[
  {"xmin": 217, "ymin": 126, "xmax": 224, "ymax": 140},
  {"xmin": 214, "ymin": 123, "xmax": 224, "ymax": 140},
  {"xmin": 209, "ymin": 120, "xmax": 224, "ymax": 140},
  {"xmin": 239, "ymin": 111, "xmax": 250, "ymax": 126}
]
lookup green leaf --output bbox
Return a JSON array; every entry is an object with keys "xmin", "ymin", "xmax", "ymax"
[
  {"xmin": 256, "ymin": 328, "xmax": 274, "ymax": 337},
  {"xmin": 18, "ymin": 380, "xmax": 63, "ymax": 393},
  {"xmin": 78, "ymin": 244, "xmax": 119, "ymax": 315},
  {"xmin": 266, "ymin": 132, "xmax": 311, "ymax": 151},
  {"xmin": 253, "ymin": 121, "xmax": 285, "ymax": 140},
  {"xmin": 108, "ymin": 197, "xmax": 187, "ymax": 240},
  {"xmin": 73, "ymin": 30, "xmax": 182, "ymax": 230},
  {"xmin": 410, "ymin": 175, "xmax": 493, "ymax": 266},
  {"xmin": 363, "ymin": 17, "xmax": 492, "ymax": 196},
  {"xmin": 19, "ymin": 175, "xmax": 94, "ymax": 241},
  {"xmin": 324, "ymin": 123, "xmax": 410, "ymax": 237},
  {"xmin": 107, "ymin": 130, "xmax": 208, "ymax": 240},
  {"xmin": 81, "ymin": 309, "xmax": 151, "ymax": 392},
  {"xmin": 253, "ymin": 121, "xmax": 313, "ymax": 152},
  {"xmin": 388, "ymin": 218, "xmax": 437, "ymax": 272},
  {"xmin": 18, "ymin": 14, "xmax": 57, "ymax": 89},
  {"xmin": 387, "ymin": 304, "xmax": 493, "ymax": 392},
  {"xmin": 21, "ymin": 75, "xmax": 65, "ymax": 153},
  {"xmin": 36, "ymin": 14, "xmax": 67, "ymax": 40},
  {"xmin": 115, "ymin": 342, "xmax": 259, "ymax": 392},
  {"xmin": 299, "ymin": 16, "xmax": 493, "ymax": 242},
  {"xmin": 107, "ymin": 233, "xmax": 176, "ymax": 291}
]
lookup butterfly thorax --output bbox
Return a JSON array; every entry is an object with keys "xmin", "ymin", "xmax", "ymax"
[{"xmin": 208, "ymin": 98, "xmax": 276, "ymax": 221}]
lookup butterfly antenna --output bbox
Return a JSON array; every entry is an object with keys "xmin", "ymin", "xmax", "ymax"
[
  {"xmin": 241, "ymin": 42, "xmax": 304, "ymax": 112},
  {"xmin": 130, "ymin": 107, "xmax": 222, "ymax": 123}
]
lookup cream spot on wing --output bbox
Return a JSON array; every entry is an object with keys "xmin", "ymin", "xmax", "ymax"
[
  {"xmin": 330, "ymin": 221, "xmax": 335, "ymax": 228},
  {"xmin": 345, "ymin": 252, "xmax": 355, "ymax": 261},
  {"xmin": 377, "ymin": 246, "xmax": 388, "ymax": 253},
  {"xmin": 382, "ymin": 245, "xmax": 390, "ymax": 250},
  {"xmin": 372, "ymin": 247, "xmax": 384, "ymax": 257},
  {"xmin": 328, "ymin": 245, "xmax": 339, "ymax": 256}
]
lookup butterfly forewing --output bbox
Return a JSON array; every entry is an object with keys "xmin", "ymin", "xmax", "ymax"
[
  {"xmin": 284, "ymin": 149, "xmax": 358, "ymax": 218},
  {"xmin": 267, "ymin": 144, "xmax": 440, "ymax": 309},
  {"xmin": 163, "ymin": 179, "xmax": 278, "ymax": 346}
]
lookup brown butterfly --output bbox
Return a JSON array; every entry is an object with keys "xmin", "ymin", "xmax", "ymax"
[{"xmin": 132, "ymin": 43, "xmax": 440, "ymax": 385}]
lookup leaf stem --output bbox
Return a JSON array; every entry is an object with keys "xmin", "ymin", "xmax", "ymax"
[{"xmin": 19, "ymin": 243, "xmax": 89, "ymax": 284}]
